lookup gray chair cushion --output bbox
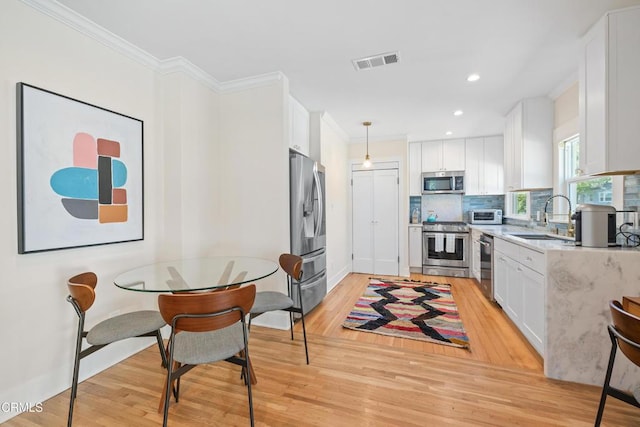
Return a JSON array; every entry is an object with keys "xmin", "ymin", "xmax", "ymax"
[
  {"xmin": 250, "ymin": 291, "xmax": 294, "ymax": 314},
  {"xmin": 634, "ymin": 384, "xmax": 640, "ymax": 403},
  {"xmin": 87, "ymin": 310, "xmax": 165, "ymax": 345},
  {"xmin": 173, "ymin": 323, "xmax": 246, "ymax": 365}
]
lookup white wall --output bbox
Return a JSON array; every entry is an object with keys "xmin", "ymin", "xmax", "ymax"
[
  {"xmin": 0, "ymin": 1, "xmax": 167, "ymax": 421},
  {"xmin": 316, "ymin": 113, "xmax": 351, "ymax": 291},
  {"xmin": 0, "ymin": 1, "xmax": 353, "ymax": 421},
  {"xmin": 218, "ymin": 81, "xmax": 290, "ymax": 282},
  {"xmin": 0, "ymin": 0, "xmax": 286, "ymax": 421},
  {"xmin": 158, "ymin": 72, "xmax": 221, "ymax": 259}
]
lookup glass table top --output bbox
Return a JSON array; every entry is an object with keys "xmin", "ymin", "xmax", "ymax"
[{"xmin": 113, "ymin": 256, "xmax": 279, "ymax": 292}]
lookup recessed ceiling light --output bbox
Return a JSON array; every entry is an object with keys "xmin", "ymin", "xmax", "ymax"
[
  {"xmin": 453, "ymin": 110, "xmax": 463, "ymax": 116},
  {"xmin": 467, "ymin": 74, "xmax": 480, "ymax": 82},
  {"xmin": 445, "ymin": 131, "xmax": 453, "ymax": 136}
]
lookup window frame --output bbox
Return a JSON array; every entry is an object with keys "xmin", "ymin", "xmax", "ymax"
[
  {"xmin": 505, "ymin": 191, "xmax": 530, "ymax": 220},
  {"xmin": 556, "ymin": 134, "xmax": 622, "ymax": 223}
]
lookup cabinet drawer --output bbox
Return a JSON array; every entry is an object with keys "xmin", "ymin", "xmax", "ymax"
[
  {"xmin": 494, "ymin": 237, "xmax": 520, "ymax": 255},
  {"xmin": 517, "ymin": 247, "xmax": 545, "ymax": 273}
]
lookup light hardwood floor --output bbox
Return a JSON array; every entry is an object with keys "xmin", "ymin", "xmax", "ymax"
[{"xmin": 6, "ymin": 273, "xmax": 639, "ymax": 426}]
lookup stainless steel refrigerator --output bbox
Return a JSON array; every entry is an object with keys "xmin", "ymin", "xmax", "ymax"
[{"xmin": 289, "ymin": 150, "xmax": 327, "ymax": 314}]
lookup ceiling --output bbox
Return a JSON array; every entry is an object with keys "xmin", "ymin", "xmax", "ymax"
[{"xmin": 55, "ymin": 0, "xmax": 640, "ymax": 142}]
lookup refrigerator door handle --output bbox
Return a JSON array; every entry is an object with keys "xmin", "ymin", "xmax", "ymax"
[
  {"xmin": 302, "ymin": 249, "xmax": 326, "ymax": 264},
  {"xmin": 313, "ymin": 163, "xmax": 323, "ymax": 237}
]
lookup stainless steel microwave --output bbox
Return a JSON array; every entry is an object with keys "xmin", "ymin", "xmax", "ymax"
[{"xmin": 422, "ymin": 171, "xmax": 465, "ymax": 194}]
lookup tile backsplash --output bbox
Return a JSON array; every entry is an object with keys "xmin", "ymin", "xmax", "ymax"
[
  {"xmin": 463, "ymin": 195, "xmax": 505, "ymax": 222},
  {"xmin": 408, "ymin": 177, "xmax": 640, "ymax": 226},
  {"xmin": 422, "ymin": 194, "xmax": 464, "ymax": 221},
  {"xmin": 624, "ymin": 175, "xmax": 640, "ymax": 210}
]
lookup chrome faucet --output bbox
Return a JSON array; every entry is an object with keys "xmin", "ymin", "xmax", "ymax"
[{"xmin": 544, "ymin": 194, "xmax": 575, "ymax": 238}]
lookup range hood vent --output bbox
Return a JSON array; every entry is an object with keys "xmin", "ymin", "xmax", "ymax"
[{"xmin": 352, "ymin": 51, "xmax": 400, "ymax": 71}]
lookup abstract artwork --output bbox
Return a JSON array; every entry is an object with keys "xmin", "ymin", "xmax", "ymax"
[{"xmin": 17, "ymin": 83, "xmax": 144, "ymax": 253}]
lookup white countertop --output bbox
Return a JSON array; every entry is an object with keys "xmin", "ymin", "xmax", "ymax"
[{"xmin": 469, "ymin": 224, "xmax": 640, "ymax": 252}]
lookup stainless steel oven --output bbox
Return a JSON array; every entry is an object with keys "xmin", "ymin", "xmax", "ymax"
[{"xmin": 422, "ymin": 222, "xmax": 469, "ymax": 277}]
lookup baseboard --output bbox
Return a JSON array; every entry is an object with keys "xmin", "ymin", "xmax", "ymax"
[
  {"xmin": 328, "ymin": 265, "xmax": 350, "ymax": 293},
  {"xmin": 249, "ymin": 311, "xmax": 291, "ymax": 330}
]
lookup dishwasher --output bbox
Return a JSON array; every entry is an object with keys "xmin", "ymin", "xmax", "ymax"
[{"xmin": 478, "ymin": 234, "xmax": 494, "ymax": 301}]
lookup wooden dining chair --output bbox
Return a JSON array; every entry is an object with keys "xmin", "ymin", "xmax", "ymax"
[
  {"xmin": 66, "ymin": 272, "xmax": 167, "ymax": 427},
  {"xmin": 158, "ymin": 284, "xmax": 256, "ymax": 427},
  {"xmin": 594, "ymin": 300, "xmax": 640, "ymax": 426},
  {"xmin": 249, "ymin": 253, "xmax": 309, "ymax": 364}
]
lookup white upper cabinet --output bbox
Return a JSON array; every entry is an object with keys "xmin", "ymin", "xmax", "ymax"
[
  {"xmin": 421, "ymin": 139, "xmax": 465, "ymax": 172},
  {"xmin": 503, "ymin": 97, "xmax": 553, "ymax": 191},
  {"xmin": 289, "ymin": 96, "xmax": 310, "ymax": 155},
  {"xmin": 579, "ymin": 6, "xmax": 640, "ymax": 175},
  {"xmin": 465, "ymin": 136, "xmax": 504, "ymax": 195},
  {"xmin": 409, "ymin": 143, "xmax": 422, "ymax": 196}
]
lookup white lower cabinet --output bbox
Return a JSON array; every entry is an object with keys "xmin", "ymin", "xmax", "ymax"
[
  {"xmin": 409, "ymin": 226, "xmax": 422, "ymax": 269},
  {"xmin": 470, "ymin": 229, "xmax": 482, "ymax": 282},
  {"xmin": 494, "ymin": 237, "xmax": 545, "ymax": 356},
  {"xmin": 521, "ymin": 264, "xmax": 545, "ymax": 355},
  {"xmin": 505, "ymin": 257, "xmax": 523, "ymax": 325},
  {"xmin": 493, "ymin": 250, "xmax": 508, "ymax": 306}
]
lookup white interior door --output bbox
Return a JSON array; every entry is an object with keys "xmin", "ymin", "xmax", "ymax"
[
  {"xmin": 373, "ymin": 169, "xmax": 399, "ymax": 275},
  {"xmin": 352, "ymin": 168, "xmax": 399, "ymax": 276},
  {"xmin": 352, "ymin": 171, "xmax": 374, "ymax": 273}
]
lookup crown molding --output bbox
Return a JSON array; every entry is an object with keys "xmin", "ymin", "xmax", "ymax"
[
  {"xmin": 219, "ymin": 71, "xmax": 287, "ymax": 93},
  {"xmin": 21, "ymin": 0, "xmax": 160, "ymax": 69},
  {"xmin": 157, "ymin": 57, "xmax": 222, "ymax": 92},
  {"xmin": 316, "ymin": 112, "xmax": 350, "ymax": 142},
  {"xmin": 21, "ymin": 0, "xmax": 287, "ymax": 94}
]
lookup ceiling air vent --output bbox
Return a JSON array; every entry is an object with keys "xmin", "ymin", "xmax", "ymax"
[{"xmin": 352, "ymin": 51, "xmax": 400, "ymax": 71}]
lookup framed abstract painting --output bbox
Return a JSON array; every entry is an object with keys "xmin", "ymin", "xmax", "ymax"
[{"xmin": 16, "ymin": 83, "xmax": 144, "ymax": 253}]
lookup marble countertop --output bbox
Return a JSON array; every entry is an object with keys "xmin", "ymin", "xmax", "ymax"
[
  {"xmin": 469, "ymin": 224, "xmax": 640, "ymax": 252},
  {"xmin": 469, "ymin": 224, "xmax": 640, "ymax": 390}
]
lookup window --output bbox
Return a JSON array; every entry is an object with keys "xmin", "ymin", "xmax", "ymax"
[
  {"xmin": 506, "ymin": 191, "xmax": 530, "ymax": 219},
  {"xmin": 559, "ymin": 134, "xmax": 613, "ymax": 212}
]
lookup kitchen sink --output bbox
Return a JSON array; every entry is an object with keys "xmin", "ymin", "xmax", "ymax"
[{"xmin": 506, "ymin": 232, "xmax": 572, "ymax": 241}]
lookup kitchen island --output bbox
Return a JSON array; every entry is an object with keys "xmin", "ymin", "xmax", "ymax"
[{"xmin": 471, "ymin": 224, "xmax": 640, "ymax": 391}]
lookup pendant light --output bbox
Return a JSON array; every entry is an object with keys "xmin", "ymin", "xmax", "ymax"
[{"xmin": 362, "ymin": 121, "xmax": 372, "ymax": 168}]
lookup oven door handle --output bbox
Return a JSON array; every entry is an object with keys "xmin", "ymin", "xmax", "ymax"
[{"xmin": 423, "ymin": 233, "xmax": 468, "ymax": 238}]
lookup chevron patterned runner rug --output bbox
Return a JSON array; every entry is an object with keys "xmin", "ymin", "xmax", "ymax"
[{"xmin": 342, "ymin": 278, "xmax": 470, "ymax": 349}]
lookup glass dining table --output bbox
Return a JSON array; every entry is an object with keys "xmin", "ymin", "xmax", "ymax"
[
  {"xmin": 114, "ymin": 256, "xmax": 279, "ymax": 385},
  {"xmin": 113, "ymin": 256, "xmax": 279, "ymax": 292}
]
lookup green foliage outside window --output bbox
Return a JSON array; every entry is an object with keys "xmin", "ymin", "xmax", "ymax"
[
  {"xmin": 515, "ymin": 193, "xmax": 528, "ymax": 214},
  {"xmin": 572, "ymin": 177, "xmax": 612, "ymax": 205}
]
